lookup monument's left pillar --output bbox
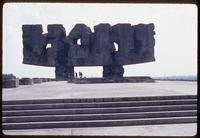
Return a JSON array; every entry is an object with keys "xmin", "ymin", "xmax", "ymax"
[
  {"xmin": 54, "ymin": 36, "xmax": 74, "ymax": 81},
  {"xmin": 55, "ymin": 66, "xmax": 74, "ymax": 81},
  {"xmin": 46, "ymin": 25, "xmax": 74, "ymax": 81}
]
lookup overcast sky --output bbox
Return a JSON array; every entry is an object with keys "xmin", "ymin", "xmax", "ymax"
[{"xmin": 2, "ymin": 3, "xmax": 197, "ymax": 78}]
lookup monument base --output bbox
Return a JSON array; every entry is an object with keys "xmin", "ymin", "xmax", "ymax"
[{"xmin": 70, "ymin": 76, "xmax": 155, "ymax": 84}]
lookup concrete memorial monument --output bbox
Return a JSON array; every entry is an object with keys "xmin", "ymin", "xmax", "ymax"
[{"xmin": 22, "ymin": 23, "xmax": 155, "ymax": 81}]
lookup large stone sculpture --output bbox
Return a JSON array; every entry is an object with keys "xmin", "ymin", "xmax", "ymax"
[{"xmin": 22, "ymin": 23, "xmax": 155, "ymax": 80}]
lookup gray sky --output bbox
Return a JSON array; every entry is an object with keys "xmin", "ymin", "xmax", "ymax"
[{"xmin": 3, "ymin": 3, "xmax": 197, "ymax": 78}]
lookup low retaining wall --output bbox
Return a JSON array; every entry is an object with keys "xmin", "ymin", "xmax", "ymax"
[
  {"xmin": 19, "ymin": 78, "xmax": 33, "ymax": 85},
  {"xmin": 40, "ymin": 78, "xmax": 48, "ymax": 82},
  {"xmin": 49, "ymin": 78, "xmax": 56, "ymax": 81},
  {"xmin": 2, "ymin": 79, "xmax": 19, "ymax": 88},
  {"xmin": 32, "ymin": 78, "xmax": 42, "ymax": 84}
]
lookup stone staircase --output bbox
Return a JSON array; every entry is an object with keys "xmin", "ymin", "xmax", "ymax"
[{"xmin": 2, "ymin": 95, "xmax": 197, "ymax": 130}]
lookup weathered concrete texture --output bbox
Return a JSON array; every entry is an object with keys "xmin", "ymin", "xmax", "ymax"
[
  {"xmin": 2, "ymin": 79, "xmax": 19, "ymax": 88},
  {"xmin": 19, "ymin": 78, "xmax": 33, "ymax": 85},
  {"xmin": 32, "ymin": 78, "xmax": 42, "ymax": 84},
  {"xmin": 22, "ymin": 23, "xmax": 155, "ymax": 66},
  {"xmin": 22, "ymin": 25, "xmax": 47, "ymax": 66},
  {"xmin": 22, "ymin": 23, "xmax": 155, "ymax": 80}
]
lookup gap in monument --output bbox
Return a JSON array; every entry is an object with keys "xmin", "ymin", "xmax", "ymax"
[
  {"xmin": 42, "ymin": 25, "xmax": 48, "ymax": 34},
  {"xmin": 46, "ymin": 43, "xmax": 52, "ymax": 49},
  {"xmin": 74, "ymin": 66, "xmax": 103, "ymax": 78},
  {"xmin": 77, "ymin": 38, "xmax": 81, "ymax": 45},
  {"xmin": 113, "ymin": 42, "xmax": 119, "ymax": 52}
]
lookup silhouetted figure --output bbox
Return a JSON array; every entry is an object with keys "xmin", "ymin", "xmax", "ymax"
[{"xmin": 79, "ymin": 72, "xmax": 83, "ymax": 79}]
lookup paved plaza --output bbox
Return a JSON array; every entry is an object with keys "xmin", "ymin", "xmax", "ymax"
[{"xmin": 2, "ymin": 80, "xmax": 197, "ymax": 100}]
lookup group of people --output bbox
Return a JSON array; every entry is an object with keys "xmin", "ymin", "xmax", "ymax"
[{"xmin": 74, "ymin": 72, "xmax": 83, "ymax": 79}]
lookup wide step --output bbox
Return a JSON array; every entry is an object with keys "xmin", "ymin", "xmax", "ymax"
[
  {"xmin": 3, "ymin": 110, "xmax": 197, "ymax": 123},
  {"xmin": 2, "ymin": 99, "xmax": 197, "ymax": 110},
  {"xmin": 3, "ymin": 117, "xmax": 197, "ymax": 130},
  {"xmin": 2, "ymin": 95, "xmax": 197, "ymax": 130},
  {"xmin": 3, "ymin": 105, "xmax": 197, "ymax": 116}
]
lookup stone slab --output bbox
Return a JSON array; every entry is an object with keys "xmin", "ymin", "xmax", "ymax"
[
  {"xmin": 2, "ymin": 79, "xmax": 19, "ymax": 88},
  {"xmin": 40, "ymin": 78, "xmax": 47, "ymax": 82},
  {"xmin": 19, "ymin": 78, "xmax": 33, "ymax": 85},
  {"xmin": 32, "ymin": 78, "xmax": 42, "ymax": 84}
]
